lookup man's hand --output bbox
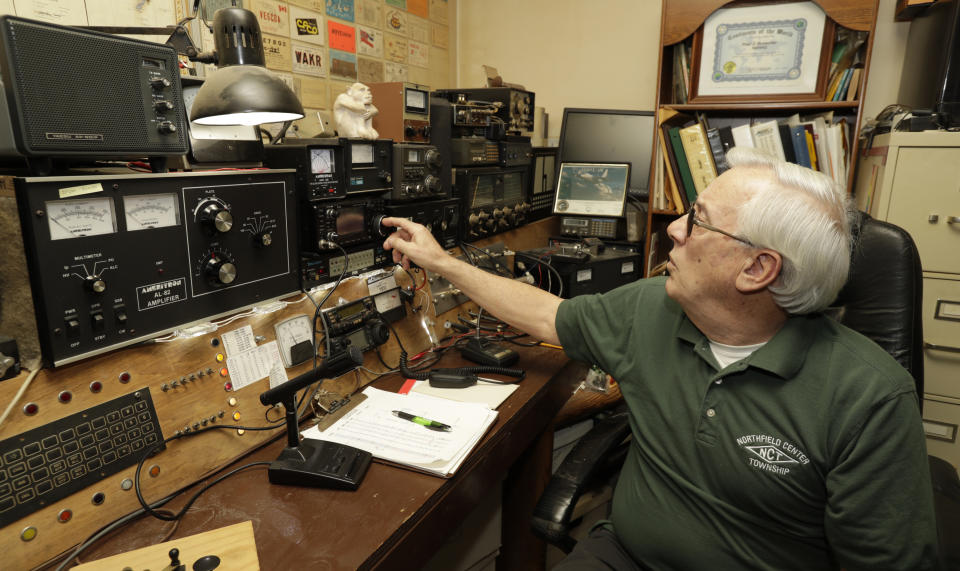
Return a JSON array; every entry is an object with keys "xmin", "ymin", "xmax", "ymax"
[{"xmin": 382, "ymin": 217, "xmax": 450, "ymax": 273}]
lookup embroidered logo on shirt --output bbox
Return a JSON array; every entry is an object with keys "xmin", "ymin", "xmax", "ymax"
[{"xmin": 735, "ymin": 434, "xmax": 810, "ymax": 476}]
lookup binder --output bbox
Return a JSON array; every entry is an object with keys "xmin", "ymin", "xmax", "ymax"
[
  {"xmin": 790, "ymin": 125, "xmax": 812, "ymax": 168},
  {"xmin": 679, "ymin": 122, "xmax": 718, "ymax": 195},
  {"xmin": 668, "ymin": 126, "xmax": 698, "ymax": 205}
]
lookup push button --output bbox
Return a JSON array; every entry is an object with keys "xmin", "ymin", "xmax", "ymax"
[
  {"xmin": 65, "ymin": 318, "xmax": 80, "ymax": 337},
  {"xmin": 90, "ymin": 312, "xmax": 105, "ymax": 332}
]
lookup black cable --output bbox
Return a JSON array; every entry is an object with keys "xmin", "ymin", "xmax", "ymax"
[
  {"xmin": 514, "ymin": 251, "xmax": 564, "ymax": 297},
  {"xmin": 459, "ymin": 241, "xmax": 513, "ymax": 276},
  {"xmin": 134, "ymin": 424, "xmax": 282, "ymax": 522},
  {"xmin": 269, "ymin": 121, "xmax": 293, "ymax": 145}
]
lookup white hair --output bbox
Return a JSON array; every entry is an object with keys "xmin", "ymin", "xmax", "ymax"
[{"xmin": 725, "ymin": 146, "xmax": 854, "ymax": 314}]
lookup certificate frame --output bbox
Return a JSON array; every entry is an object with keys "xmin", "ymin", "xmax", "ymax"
[{"xmin": 690, "ymin": 1, "xmax": 833, "ymax": 103}]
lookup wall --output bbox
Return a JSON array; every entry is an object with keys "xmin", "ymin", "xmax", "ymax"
[
  {"xmin": 455, "ymin": 0, "xmax": 913, "ymax": 140},
  {"xmin": 1, "ymin": 0, "xmax": 456, "ymax": 136},
  {"xmin": 456, "ymin": 0, "xmax": 662, "ymax": 140}
]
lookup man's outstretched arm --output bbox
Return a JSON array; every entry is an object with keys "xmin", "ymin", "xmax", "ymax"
[{"xmin": 382, "ymin": 217, "xmax": 563, "ymax": 345}]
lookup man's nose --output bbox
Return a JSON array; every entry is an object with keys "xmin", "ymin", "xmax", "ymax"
[{"xmin": 666, "ymin": 215, "xmax": 686, "ymax": 244}]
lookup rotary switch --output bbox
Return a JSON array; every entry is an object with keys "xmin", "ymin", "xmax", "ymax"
[
  {"xmin": 85, "ymin": 275, "xmax": 106, "ymax": 294},
  {"xmin": 203, "ymin": 252, "xmax": 237, "ymax": 287},
  {"xmin": 424, "ymin": 149, "xmax": 441, "ymax": 169},
  {"xmin": 423, "ymin": 174, "xmax": 441, "ymax": 194},
  {"xmin": 198, "ymin": 200, "xmax": 233, "ymax": 234}
]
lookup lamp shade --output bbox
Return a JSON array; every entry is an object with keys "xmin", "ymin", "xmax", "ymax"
[{"xmin": 189, "ymin": 7, "xmax": 304, "ymax": 126}]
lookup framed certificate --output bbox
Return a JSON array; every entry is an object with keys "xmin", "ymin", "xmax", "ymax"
[{"xmin": 691, "ymin": 1, "xmax": 831, "ymax": 102}]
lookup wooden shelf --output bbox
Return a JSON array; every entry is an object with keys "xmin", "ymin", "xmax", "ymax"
[{"xmin": 644, "ymin": 0, "xmax": 879, "ymax": 276}]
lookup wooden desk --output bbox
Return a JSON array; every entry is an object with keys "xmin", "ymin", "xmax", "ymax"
[{"xmin": 65, "ymin": 347, "xmax": 586, "ymax": 571}]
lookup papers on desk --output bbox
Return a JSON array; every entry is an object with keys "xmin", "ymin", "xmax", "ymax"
[
  {"xmin": 408, "ymin": 379, "xmax": 518, "ymax": 409},
  {"xmin": 301, "ymin": 386, "xmax": 498, "ymax": 478}
]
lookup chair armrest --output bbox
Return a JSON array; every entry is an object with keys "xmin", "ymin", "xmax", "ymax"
[
  {"xmin": 930, "ymin": 455, "xmax": 960, "ymax": 571},
  {"xmin": 531, "ymin": 409, "xmax": 631, "ymax": 553}
]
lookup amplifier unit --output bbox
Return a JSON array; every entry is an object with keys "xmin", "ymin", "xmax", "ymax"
[
  {"xmin": 433, "ymin": 87, "xmax": 536, "ymax": 134},
  {"xmin": 449, "ymin": 137, "xmax": 498, "ymax": 166},
  {"xmin": 389, "ymin": 142, "xmax": 445, "ymax": 201},
  {"xmin": 0, "ymin": 16, "xmax": 188, "ymax": 174},
  {"xmin": 452, "ymin": 166, "xmax": 531, "ymax": 241},
  {"xmin": 14, "ymin": 170, "xmax": 299, "ymax": 366},
  {"xmin": 263, "ymin": 138, "xmax": 347, "ymax": 201},
  {"xmin": 368, "ymin": 82, "xmax": 431, "ymax": 143},
  {"xmin": 386, "ymin": 197, "xmax": 460, "ymax": 249},
  {"xmin": 342, "ymin": 138, "xmax": 393, "ymax": 194}
]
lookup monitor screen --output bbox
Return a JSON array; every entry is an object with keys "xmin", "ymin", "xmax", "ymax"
[
  {"xmin": 553, "ymin": 162, "xmax": 630, "ymax": 217},
  {"xmin": 557, "ymin": 109, "xmax": 655, "ymax": 197}
]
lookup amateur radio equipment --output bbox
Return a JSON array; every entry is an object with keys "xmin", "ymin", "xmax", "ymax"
[
  {"xmin": 263, "ymin": 138, "xmax": 347, "ymax": 200},
  {"xmin": 300, "ymin": 197, "xmax": 392, "ymax": 288},
  {"xmin": 528, "ymin": 147, "xmax": 558, "ymax": 221},
  {"xmin": 517, "ymin": 245, "xmax": 641, "ymax": 298},
  {"xmin": 0, "ymin": 16, "xmax": 188, "ymax": 174},
  {"xmin": 367, "ymin": 82, "xmax": 431, "ymax": 143},
  {"xmin": 14, "ymin": 170, "xmax": 299, "ymax": 366},
  {"xmin": 390, "ymin": 143, "xmax": 445, "ymax": 201},
  {"xmin": 452, "ymin": 166, "xmax": 531, "ymax": 241},
  {"xmin": 433, "ymin": 88, "xmax": 536, "ymax": 135},
  {"xmin": 560, "ymin": 216, "xmax": 622, "ymax": 240},
  {"xmin": 342, "ymin": 138, "xmax": 393, "ymax": 194},
  {"xmin": 429, "ymin": 93, "xmax": 506, "ymax": 140},
  {"xmin": 322, "ymin": 296, "xmax": 390, "ymax": 354},
  {"xmin": 499, "ymin": 138, "xmax": 533, "ymax": 167},
  {"xmin": 449, "ymin": 137, "xmax": 499, "ymax": 166},
  {"xmin": 386, "ymin": 197, "xmax": 460, "ymax": 249}
]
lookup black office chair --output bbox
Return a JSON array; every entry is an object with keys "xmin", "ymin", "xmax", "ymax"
[{"xmin": 532, "ymin": 211, "xmax": 960, "ymax": 568}]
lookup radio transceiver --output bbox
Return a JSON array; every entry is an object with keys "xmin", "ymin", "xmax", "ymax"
[
  {"xmin": 368, "ymin": 82, "xmax": 431, "ymax": 143},
  {"xmin": 390, "ymin": 143, "xmax": 444, "ymax": 201}
]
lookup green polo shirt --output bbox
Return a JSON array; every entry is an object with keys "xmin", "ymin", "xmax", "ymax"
[{"xmin": 556, "ymin": 277, "xmax": 938, "ymax": 570}]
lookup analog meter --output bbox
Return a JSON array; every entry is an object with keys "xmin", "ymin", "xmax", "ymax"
[
  {"xmin": 274, "ymin": 314, "xmax": 314, "ymax": 367},
  {"xmin": 45, "ymin": 196, "xmax": 117, "ymax": 240}
]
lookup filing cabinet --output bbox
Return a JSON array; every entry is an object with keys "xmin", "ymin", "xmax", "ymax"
[{"xmin": 855, "ymin": 131, "xmax": 960, "ymax": 468}]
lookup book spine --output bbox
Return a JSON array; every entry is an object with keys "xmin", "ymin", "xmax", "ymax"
[
  {"xmin": 679, "ymin": 124, "xmax": 717, "ymax": 196},
  {"xmin": 790, "ymin": 125, "xmax": 811, "ymax": 168},
  {"xmin": 706, "ymin": 127, "xmax": 730, "ymax": 174},
  {"xmin": 668, "ymin": 126, "xmax": 697, "ymax": 206}
]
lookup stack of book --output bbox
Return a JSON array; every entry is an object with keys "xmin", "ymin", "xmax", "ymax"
[
  {"xmin": 826, "ymin": 30, "xmax": 868, "ymax": 103},
  {"xmin": 653, "ymin": 111, "xmax": 851, "ymax": 214}
]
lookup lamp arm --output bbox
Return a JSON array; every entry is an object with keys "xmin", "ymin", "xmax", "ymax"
[{"xmin": 165, "ymin": 26, "xmax": 217, "ymax": 64}]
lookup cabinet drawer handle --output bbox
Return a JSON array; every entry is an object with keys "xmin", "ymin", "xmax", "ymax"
[
  {"xmin": 948, "ymin": 216, "xmax": 960, "ymax": 225},
  {"xmin": 924, "ymin": 342, "xmax": 960, "ymax": 354}
]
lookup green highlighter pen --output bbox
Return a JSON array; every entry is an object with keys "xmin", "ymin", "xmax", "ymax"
[{"xmin": 392, "ymin": 410, "xmax": 452, "ymax": 432}]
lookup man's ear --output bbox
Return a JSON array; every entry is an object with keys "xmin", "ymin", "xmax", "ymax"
[{"xmin": 735, "ymin": 250, "xmax": 782, "ymax": 293}]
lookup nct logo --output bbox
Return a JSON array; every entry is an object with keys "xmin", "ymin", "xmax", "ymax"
[{"xmin": 735, "ymin": 433, "xmax": 810, "ymax": 477}]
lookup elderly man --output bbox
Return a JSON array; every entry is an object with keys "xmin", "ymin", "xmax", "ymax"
[{"xmin": 382, "ymin": 147, "xmax": 938, "ymax": 570}]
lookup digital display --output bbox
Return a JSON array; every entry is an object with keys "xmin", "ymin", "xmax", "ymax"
[
  {"xmin": 339, "ymin": 303, "xmax": 364, "ymax": 318},
  {"xmin": 352, "ymin": 143, "xmax": 374, "ymax": 164},
  {"xmin": 336, "ymin": 208, "xmax": 365, "ymax": 238},
  {"xmin": 310, "ymin": 148, "xmax": 334, "ymax": 174},
  {"xmin": 553, "ymin": 162, "xmax": 630, "ymax": 218},
  {"xmin": 405, "ymin": 89, "xmax": 427, "ymax": 111},
  {"xmin": 407, "ymin": 149, "xmax": 422, "ymax": 162}
]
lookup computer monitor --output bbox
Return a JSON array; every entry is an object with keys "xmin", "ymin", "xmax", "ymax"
[
  {"xmin": 553, "ymin": 162, "xmax": 630, "ymax": 217},
  {"xmin": 557, "ymin": 108, "xmax": 655, "ymax": 198}
]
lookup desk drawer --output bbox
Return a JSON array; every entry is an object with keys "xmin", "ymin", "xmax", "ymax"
[
  {"xmin": 923, "ymin": 397, "xmax": 960, "ymax": 471},
  {"xmin": 923, "ymin": 276, "xmax": 960, "ymax": 399}
]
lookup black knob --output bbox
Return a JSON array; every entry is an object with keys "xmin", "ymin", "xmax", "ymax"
[
  {"xmin": 199, "ymin": 201, "xmax": 233, "ymax": 233},
  {"xmin": 155, "ymin": 100, "xmax": 175, "ymax": 112},
  {"xmin": 85, "ymin": 275, "xmax": 106, "ymax": 294},
  {"xmin": 424, "ymin": 149, "xmax": 441, "ymax": 168},
  {"xmin": 404, "ymin": 125, "xmax": 417, "ymax": 137},
  {"xmin": 367, "ymin": 319, "xmax": 390, "ymax": 346},
  {"xmin": 158, "ymin": 121, "xmax": 177, "ymax": 134},
  {"xmin": 373, "ymin": 214, "xmax": 395, "ymax": 238},
  {"xmin": 424, "ymin": 174, "xmax": 440, "ymax": 193},
  {"xmin": 151, "ymin": 78, "xmax": 171, "ymax": 89},
  {"xmin": 204, "ymin": 253, "xmax": 237, "ymax": 287}
]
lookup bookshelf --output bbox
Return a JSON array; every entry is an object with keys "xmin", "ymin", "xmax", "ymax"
[{"xmin": 644, "ymin": 0, "xmax": 879, "ymax": 275}]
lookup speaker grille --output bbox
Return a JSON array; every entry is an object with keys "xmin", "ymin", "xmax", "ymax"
[{"xmin": 3, "ymin": 18, "xmax": 187, "ymax": 154}]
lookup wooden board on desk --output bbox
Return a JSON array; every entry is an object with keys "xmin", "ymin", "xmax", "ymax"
[{"xmin": 72, "ymin": 520, "xmax": 259, "ymax": 570}]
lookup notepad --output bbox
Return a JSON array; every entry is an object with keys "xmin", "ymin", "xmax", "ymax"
[{"xmin": 300, "ymin": 387, "xmax": 498, "ymax": 478}]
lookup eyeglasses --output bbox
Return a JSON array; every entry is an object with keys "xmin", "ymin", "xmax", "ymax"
[{"xmin": 685, "ymin": 208, "xmax": 756, "ymax": 247}]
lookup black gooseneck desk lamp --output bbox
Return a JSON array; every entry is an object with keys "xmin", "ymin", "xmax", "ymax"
[{"xmin": 258, "ymin": 346, "xmax": 372, "ymax": 490}]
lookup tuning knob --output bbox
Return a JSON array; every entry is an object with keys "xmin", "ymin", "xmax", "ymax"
[
  {"xmin": 157, "ymin": 121, "xmax": 177, "ymax": 134},
  {"xmin": 423, "ymin": 174, "xmax": 441, "ymax": 194},
  {"xmin": 198, "ymin": 201, "xmax": 233, "ymax": 234},
  {"xmin": 367, "ymin": 319, "xmax": 390, "ymax": 346},
  {"xmin": 151, "ymin": 77, "xmax": 171, "ymax": 89},
  {"xmin": 85, "ymin": 275, "xmax": 106, "ymax": 294},
  {"xmin": 155, "ymin": 100, "xmax": 175, "ymax": 112},
  {"xmin": 424, "ymin": 149, "xmax": 441, "ymax": 169},
  {"xmin": 203, "ymin": 252, "xmax": 237, "ymax": 287}
]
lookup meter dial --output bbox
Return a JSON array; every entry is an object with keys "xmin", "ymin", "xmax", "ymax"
[
  {"xmin": 46, "ymin": 197, "xmax": 117, "ymax": 240},
  {"xmin": 123, "ymin": 193, "xmax": 181, "ymax": 231},
  {"xmin": 274, "ymin": 314, "xmax": 314, "ymax": 367},
  {"xmin": 310, "ymin": 148, "xmax": 334, "ymax": 174}
]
